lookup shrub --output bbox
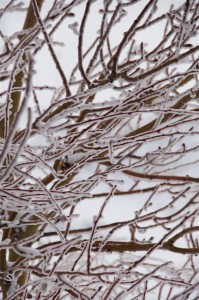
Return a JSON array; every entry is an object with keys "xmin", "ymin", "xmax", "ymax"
[{"xmin": 1, "ymin": 0, "xmax": 199, "ymax": 299}]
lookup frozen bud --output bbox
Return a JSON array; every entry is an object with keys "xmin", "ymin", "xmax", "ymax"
[{"xmin": 68, "ymin": 22, "xmax": 79, "ymax": 36}]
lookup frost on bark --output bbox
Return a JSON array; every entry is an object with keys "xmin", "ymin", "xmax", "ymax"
[{"xmin": 0, "ymin": 0, "xmax": 199, "ymax": 299}]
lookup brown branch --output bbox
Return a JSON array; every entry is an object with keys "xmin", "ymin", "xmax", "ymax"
[
  {"xmin": 32, "ymin": 0, "xmax": 71, "ymax": 96},
  {"xmin": 0, "ymin": 0, "xmax": 44, "ymax": 139},
  {"xmin": 109, "ymin": 0, "xmax": 156, "ymax": 80},
  {"xmin": 121, "ymin": 45, "xmax": 199, "ymax": 83},
  {"xmin": 78, "ymin": 0, "xmax": 93, "ymax": 87},
  {"xmin": 124, "ymin": 169, "xmax": 199, "ymax": 183}
]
